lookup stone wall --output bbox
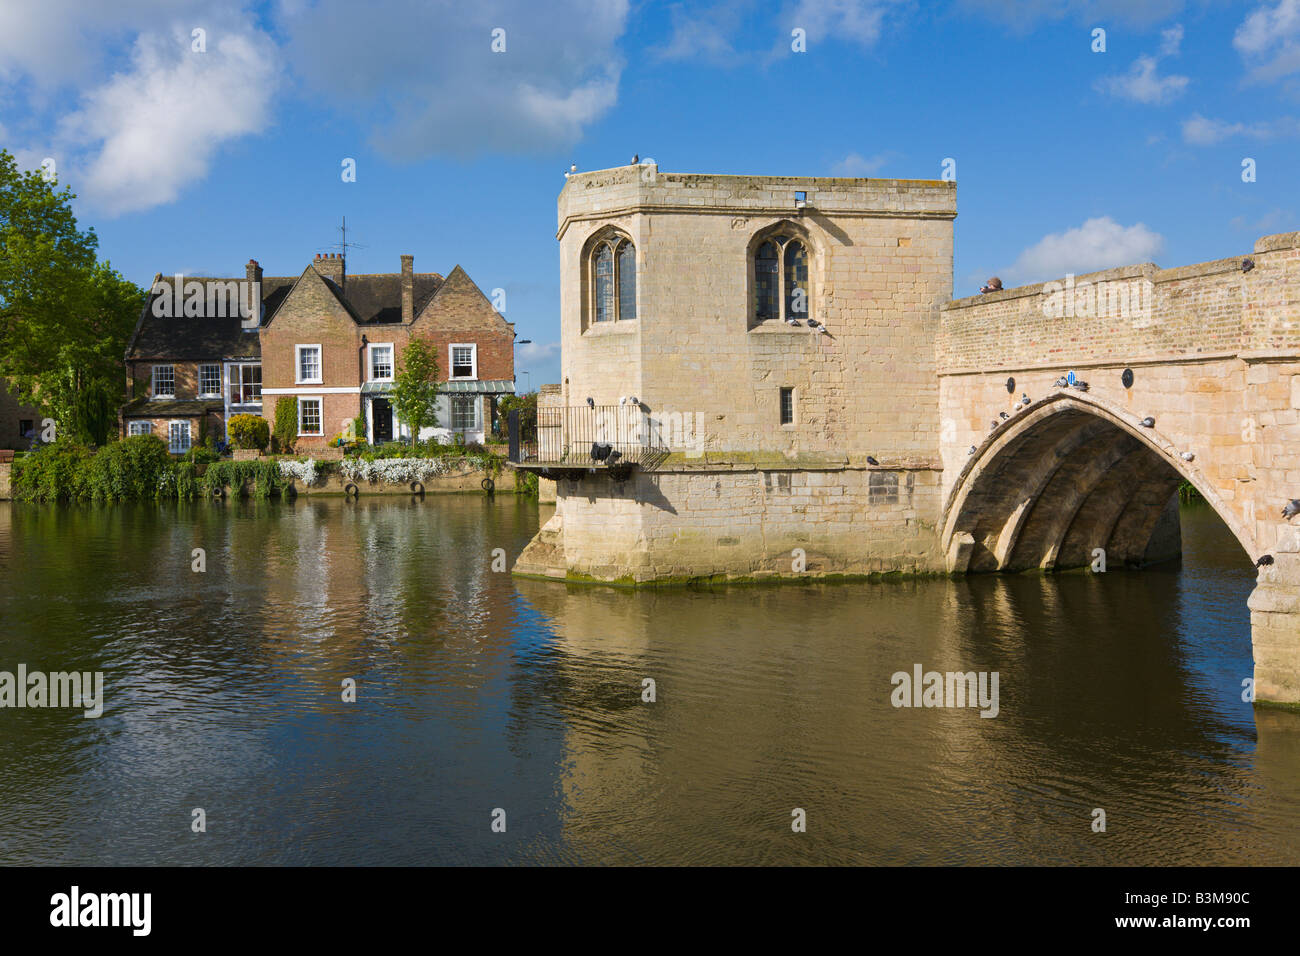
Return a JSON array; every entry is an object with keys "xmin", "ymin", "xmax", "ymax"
[{"xmin": 0, "ymin": 380, "xmax": 39, "ymax": 450}]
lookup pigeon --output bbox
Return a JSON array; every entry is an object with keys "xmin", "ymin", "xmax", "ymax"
[
  {"xmin": 586, "ymin": 396, "xmax": 595, "ymax": 408},
  {"xmin": 1054, "ymin": 377, "xmax": 1069, "ymax": 388},
  {"xmin": 1072, "ymin": 380, "xmax": 1089, "ymax": 391},
  {"xmin": 1021, "ymin": 393, "xmax": 1029, "ymax": 403},
  {"xmin": 1180, "ymin": 451, "xmax": 1195, "ymax": 461},
  {"xmin": 1283, "ymin": 500, "xmax": 1300, "ymax": 520},
  {"xmin": 990, "ymin": 421, "xmax": 999, "ymax": 430},
  {"xmin": 632, "ymin": 154, "xmax": 639, "ymax": 165},
  {"xmin": 999, "ymin": 412, "xmax": 1009, "ymax": 420},
  {"xmin": 785, "ymin": 317, "xmax": 800, "ymax": 326},
  {"xmin": 627, "ymin": 396, "xmax": 638, "ymax": 406},
  {"xmin": 866, "ymin": 456, "xmax": 879, "ymax": 466},
  {"xmin": 1243, "ymin": 257, "xmax": 1255, "ymax": 273},
  {"xmin": 968, "ymin": 445, "xmax": 976, "ymax": 456},
  {"xmin": 591, "ymin": 442, "xmax": 613, "ymax": 462},
  {"xmin": 1139, "ymin": 417, "xmax": 1155, "ymax": 428},
  {"xmin": 1257, "ymin": 554, "xmax": 1274, "ymax": 567},
  {"xmin": 807, "ymin": 319, "xmax": 821, "ymax": 328},
  {"xmin": 816, "ymin": 325, "xmax": 828, "ymax": 335},
  {"xmin": 605, "ymin": 449, "xmax": 622, "ymax": 465}
]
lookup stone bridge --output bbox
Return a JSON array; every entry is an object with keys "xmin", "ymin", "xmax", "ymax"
[{"xmin": 937, "ymin": 231, "xmax": 1300, "ymax": 705}]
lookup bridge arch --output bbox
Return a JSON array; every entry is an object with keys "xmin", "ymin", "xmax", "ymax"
[{"xmin": 941, "ymin": 390, "xmax": 1258, "ymax": 573}]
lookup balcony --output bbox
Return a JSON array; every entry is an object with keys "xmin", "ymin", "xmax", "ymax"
[{"xmin": 507, "ymin": 404, "xmax": 669, "ymax": 478}]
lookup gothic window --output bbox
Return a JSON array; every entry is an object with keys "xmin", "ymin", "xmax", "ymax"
[
  {"xmin": 752, "ymin": 232, "xmax": 814, "ymax": 324},
  {"xmin": 588, "ymin": 233, "xmax": 636, "ymax": 325}
]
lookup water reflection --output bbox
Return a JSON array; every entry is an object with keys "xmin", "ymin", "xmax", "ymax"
[{"xmin": 0, "ymin": 498, "xmax": 1296, "ymax": 865}]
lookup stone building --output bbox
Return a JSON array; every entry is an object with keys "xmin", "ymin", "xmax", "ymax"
[
  {"xmin": 121, "ymin": 254, "xmax": 516, "ymax": 449},
  {"xmin": 513, "ymin": 163, "xmax": 1300, "ymax": 704},
  {"xmin": 514, "ymin": 163, "xmax": 956, "ymax": 582}
]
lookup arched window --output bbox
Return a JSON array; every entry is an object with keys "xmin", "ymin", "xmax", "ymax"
[
  {"xmin": 752, "ymin": 232, "xmax": 813, "ymax": 324},
  {"xmin": 588, "ymin": 233, "xmax": 637, "ymax": 324}
]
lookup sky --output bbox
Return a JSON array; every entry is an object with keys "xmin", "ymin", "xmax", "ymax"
[{"xmin": 1, "ymin": 0, "xmax": 1298, "ymax": 391}]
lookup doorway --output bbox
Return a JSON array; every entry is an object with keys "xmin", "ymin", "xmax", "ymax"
[{"xmin": 372, "ymin": 398, "xmax": 394, "ymax": 443}]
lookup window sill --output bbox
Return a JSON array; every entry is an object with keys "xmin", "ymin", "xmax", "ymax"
[
  {"xmin": 582, "ymin": 321, "xmax": 637, "ymax": 337},
  {"xmin": 748, "ymin": 321, "xmax": 812, "ymax": 334},
  {"xmin": 296, "ymin": 380, "xmax": 323, "ymax": 386}
]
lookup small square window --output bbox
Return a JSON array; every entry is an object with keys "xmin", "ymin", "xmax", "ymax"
[
  {"xmin": 19, "ymin": 419, "xmax": 34, "ymax": 437},
  {"xmin": 780, "ymin": 387, "xmax": 794, "ymax": 425},
  {"xmin": 451, "ymin": 344, "xmax": 476, "ymax": 379},
  {"xmin": 128, "ymin": 421, "xmax": 152, "ymax": 436}
]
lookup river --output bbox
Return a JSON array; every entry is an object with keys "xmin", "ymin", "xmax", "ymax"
[{"xmin": 0, "ymin": 497, "xmax": 1296, "ymax": 865}]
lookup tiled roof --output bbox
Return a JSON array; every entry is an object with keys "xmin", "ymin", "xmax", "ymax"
[
  {"xmin": 127, "ymin": 277, "xmax": 296, "ymax": 361},
  {"xmin": 122, "ymin": 399, "xmax": 224, "ymax": 417},
  {"xmin": 343, "ymin": 273, "xmax": 442, "ymax": 324}
]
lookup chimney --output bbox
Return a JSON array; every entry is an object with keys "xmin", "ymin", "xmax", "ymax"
[
  {"xmin": 401, "ymin": 254, "xmax": 414, "ymax": 323},
  {"xmin": 314, "ymin": 252, "xmax": 345, "ymax": 289},
  {"xmin": 244, "ymin": 259, "xmax": 263, "ymax": 329}
]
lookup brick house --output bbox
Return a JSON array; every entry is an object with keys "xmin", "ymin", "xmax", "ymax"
[
  {"xmin": 0, "ymin": 379, "xmax": 40, "ymax": 450},
  {"xmin": 120, "ymin": 262, "xmax": 293, "ymax": 452},
  {"xmin": 120, "ymin": 254, "xmax": 515, "ymax": 450}
]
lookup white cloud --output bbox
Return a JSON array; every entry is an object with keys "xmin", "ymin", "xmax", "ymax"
[
  {"xmin": 956, "ymin": 0, "xmax": 1184, "ymax": 30},
  {"xmin": 280, "ymin": 0, "xmax": 629, "ymax": 159},
  {"xmin": 1096, "ymin": 54, "xmax": 1188, "ymax": 103},
  {"xmin": 1094, "ymin": 23, "xmax": 1188, "ymax": 104},
  {"xmin": 56, "ymin": 24, "xmax": 280, "ymax": 216},
  {"xmin": 1158, "ymin": 23, "xmax": 1184, "ymax": 55},
  {"xmin": 1181, "ymin": 112, "xmax": 1300, "ymax": 144},
  {"xmin": 1234, "ymin": 0, "xmax": 1300, "ymax": 84},
  {"xmin": 831, "ymin": 152, "xmax": 890, "ymax": 176},
  {"xmin": 516, "ymin": 341, "xmax": 561, "ymax": 362},
  {"xmin": 789, "ymin": 0, "xmax": 901, "ymax": 46},
  {"xmin": 1004, "ymin": 217, "xmax": 1165, "ymax": 285}
]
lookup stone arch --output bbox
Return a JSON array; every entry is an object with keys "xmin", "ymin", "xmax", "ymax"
[{"xmin": 941, "ymin": 390, "xmax": 1258, "ymax": 573}]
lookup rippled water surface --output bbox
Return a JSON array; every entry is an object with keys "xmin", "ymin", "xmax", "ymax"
[{"xmin": 1, "ymin": 497, "xmax": 1297, "ymax": 865}]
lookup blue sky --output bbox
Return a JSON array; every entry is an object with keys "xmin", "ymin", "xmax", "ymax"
[{"xmin": 2, "ymin": 0, "xmax": 1298, "ymax": 390}]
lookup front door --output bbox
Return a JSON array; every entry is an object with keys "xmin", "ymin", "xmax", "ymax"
[{"xmin": 372, "ymin": 398, "xmax": 394, "ymax": 443}]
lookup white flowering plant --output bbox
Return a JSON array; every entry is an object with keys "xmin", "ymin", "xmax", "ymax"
[{"xmin": 278, "ymin": 458, "xmax": 320, "ymax": 486}]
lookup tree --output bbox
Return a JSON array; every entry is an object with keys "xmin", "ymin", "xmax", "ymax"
[
  {"xmin": 0, "ymin": 150, "xmax": 144, "ymax": 444},
  {"xmin": 390, "ymin": 337, "xmax": 440, "ymax": 445},
  {"xmin": 498, "ymin": 391, "xmax": 537, "ymax": 442}
]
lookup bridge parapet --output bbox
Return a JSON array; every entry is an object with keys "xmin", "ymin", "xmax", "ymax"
[{"xmin": 939, "ymin": 231, "xmax": 1300, "ymax": 374}]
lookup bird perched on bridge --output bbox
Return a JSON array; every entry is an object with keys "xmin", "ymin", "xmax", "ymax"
[
  {"xmin": 1139, "ymin": 416, "xmax": 1155, "ymax": 428},
  {"xmin": 968, "ymin": 445, "xmax": 976, "ymax": 455},
  {"xmin": 1072, "ymin": 380, "xmax": 1090, "ymax": 391},
  {"xmin": 591, "ymin": 442, "xmax": 614, "ymax": 462},
  {"xmin": 1021, "ymin": 393, "xmax": 1030, "ymax": 403},
  {"xmin": 808, "ymin": 319, "xmax": 828, "ymax": 334},
  {"xmin": 632, "ymin": 154, "xmax": 639, "ymax": 165},
  {"xmin": 785, "ymin": 316, "xmax": 800, "ymax": 326},
  {"xmin": 1054, "ymin": 376, "xmax": 1069, "ymax": 388},
  {"xmin": 999, "ymin": 411, "xmax": 1009, "ymax": 420},
  {"xmin": 1282, "ymin": 500, "xmax": 1300, "ymax": 520},
  {"xmin": 1181, "ymin": 451, "xmax": 1195, "ymax": 461},
  {"xmin": 605, "ymin": 449, "xmax": 622, "ymax": 465},
  {"xmin": 1242, "ymin": 257, "xmax": 1255, "ymax": 273},
  {"xmin": 586, "ymin": 396, "xmax": 595, "ymax": 408},
  {"xmin": 866, "ymin": 456, "xmax": 879, "ymax": 466},
  {"xmin": 990, "ymin": 421, "xmax": 999, "ymax": 430},
  {"xmin": 1257, "ymin": 554, "xmax": 1274, "ymax": 567}
]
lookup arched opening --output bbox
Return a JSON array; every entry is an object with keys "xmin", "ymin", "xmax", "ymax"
[{"xmin": 942, "ymin": 393, "xmax": 1257, "ymax": 574}]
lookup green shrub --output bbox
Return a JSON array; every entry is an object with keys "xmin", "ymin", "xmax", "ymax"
[
  {"xmin": 273, "ymin": 397, "xmax": 298, "ymax": 454},
  {"xmin": 11, "ymin": 441, "xmax": 95, "ymax": 502},
  {"xmin": 80, "ymin": 434, "xmax": 172, "ymax": 501},
  {"xmin": 228, "ymin": 413, "xmax": 269, "ymax": 451},
  {"xmin": 200, "ymin": 459, "xmax": 288, "ymax": 499}
]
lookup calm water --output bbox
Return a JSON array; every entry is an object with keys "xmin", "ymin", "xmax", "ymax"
[{"xmin": 0, "ymin": 496, "xmax": 1297, "ymax": 866}]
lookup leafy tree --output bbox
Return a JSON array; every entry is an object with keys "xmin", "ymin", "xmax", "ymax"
[
  {"xmin": 498, "ymin": 390, "xmax": 537, "ymax": 442},
  {"xmin": 391, "ymin": 337, "xmax": 440, "ymax": 445},
  {"xmin": 0, "ymin": 150, "xmax": 144, "ymax": 444},
  {"xmin": 273, "ymin": 396, "xmax": 298, "ymax": 453}
]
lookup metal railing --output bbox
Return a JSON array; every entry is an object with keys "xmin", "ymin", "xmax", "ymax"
[{"xmin": 509, "ymin": 405, "xmax": 668, "ymax": 469}]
